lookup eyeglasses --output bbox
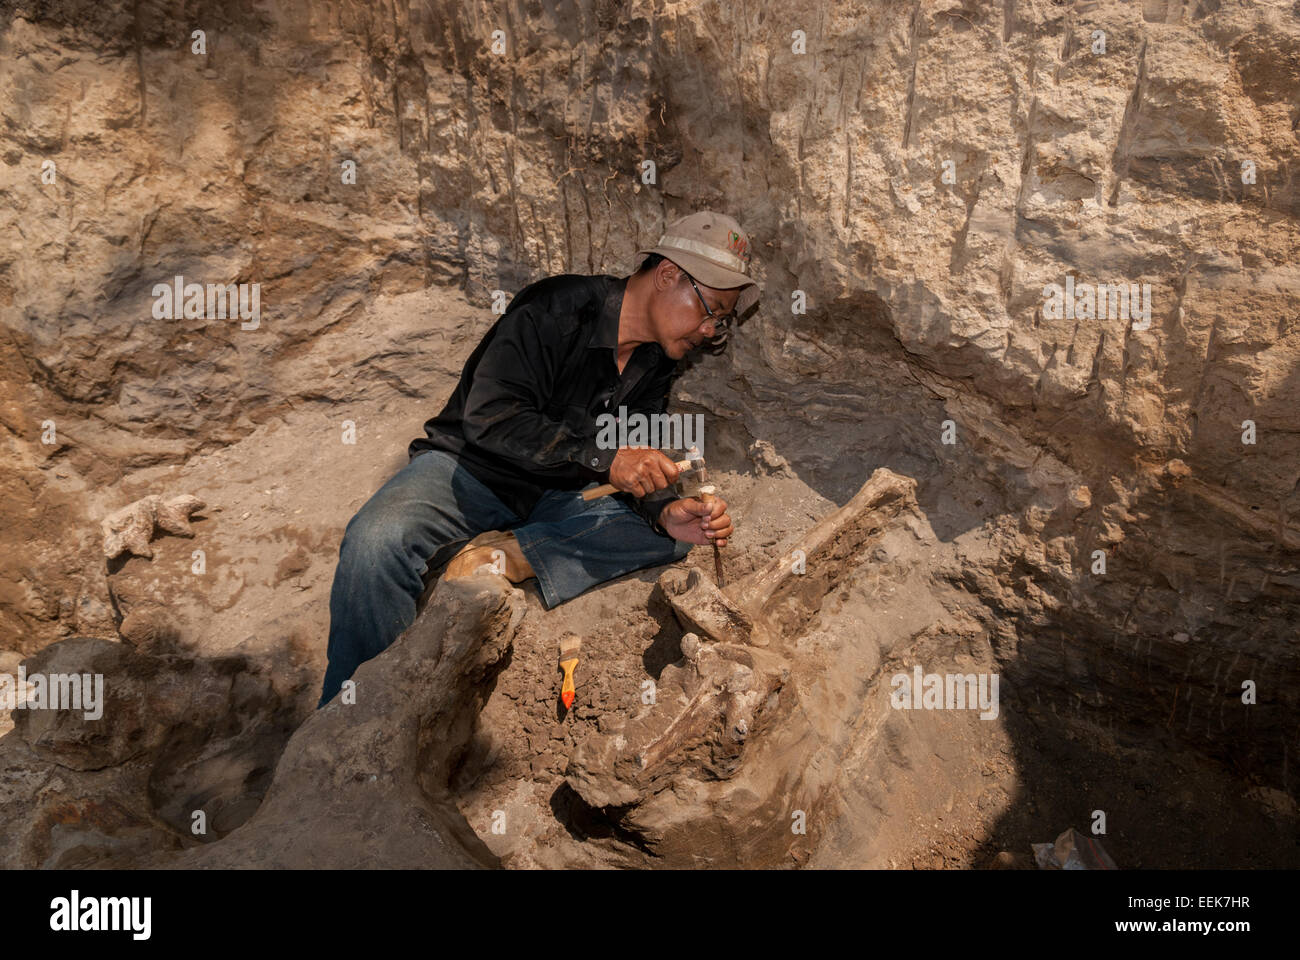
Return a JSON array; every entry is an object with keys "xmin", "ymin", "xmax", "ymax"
[{"xmin": 683, "ymin": 271, "xmax": 736, "ymax": 335}]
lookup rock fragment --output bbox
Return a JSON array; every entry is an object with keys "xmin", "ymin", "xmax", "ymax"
[{"xmin": 101, "ymin": 494, "xmax": 206, "ymax": 560}]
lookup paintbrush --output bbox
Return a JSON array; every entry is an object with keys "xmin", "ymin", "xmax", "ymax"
[{"xmin": 558, "ymin": 633, "xmax": 582, "ymax": 710}]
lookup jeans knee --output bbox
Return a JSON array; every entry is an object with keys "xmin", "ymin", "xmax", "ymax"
[{"xmin": 340, "ymin": 505, "xmax": 416, "ymax": 571}]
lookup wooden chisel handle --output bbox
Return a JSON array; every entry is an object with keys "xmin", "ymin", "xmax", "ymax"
[
  {"xmin": 699, "ymin": 489, "xmax": 726, "ymax": 587},
  {"xmin": 580, "ymin": 456, "xmax": 697, "ymax": 501}
]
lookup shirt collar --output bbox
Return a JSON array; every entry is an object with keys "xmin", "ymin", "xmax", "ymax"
[
  {"xmin": 588, "ymin": 275, "xmax": 624, "ymax": 353},
  {"xmin": 589, "ymin": 275, "xmax": 666, "ymax": 366}
]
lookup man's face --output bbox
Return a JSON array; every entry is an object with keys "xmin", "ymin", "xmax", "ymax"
[{"xmin": 652, "ymin": 261, "xmax": 740, "ymax": 360}]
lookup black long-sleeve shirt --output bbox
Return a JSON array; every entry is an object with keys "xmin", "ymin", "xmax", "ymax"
[{"xmin": 408, "ymin": 273, "xmax": 682, "ymax": 537}]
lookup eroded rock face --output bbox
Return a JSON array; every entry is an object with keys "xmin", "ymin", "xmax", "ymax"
[
  {"xmin": 2, "ymin": 0, "xmax": 1296, "ymax": 636},
  {"xmin": 1, "ymin": 0, "xmax": 1298, "ymax": 866},
  {"xmin": 149, "ymin": 573, "xmax": 524, "ymax": 869},
  {"xmin": 1, "ymin": 636, "xmax": 297, "ymax": 867},
  {"xmin": 13, "ymin": 636, "xmax": 273, "ymax": 772},
  {"xmin": 1, "ymin": 572, "xmax": 525, "ymax": 869}
]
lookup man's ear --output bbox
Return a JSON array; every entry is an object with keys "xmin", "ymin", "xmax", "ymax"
[{"xmin": 659, "ymin": 259, "xmax": 684, "ymax": 290}]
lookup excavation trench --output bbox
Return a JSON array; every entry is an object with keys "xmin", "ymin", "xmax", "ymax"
[
  {"xmin": 436, "ymin": 348, "xmax": 1299, "ymax": 868},
  {"xmin": 5, "ymin": 308, "xmax": 1296, "ymax": 869}
]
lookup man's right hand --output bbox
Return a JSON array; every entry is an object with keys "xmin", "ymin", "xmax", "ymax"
[{"xmin": 608, "ymin": 447, "xmax": 680, "ymax": 498}]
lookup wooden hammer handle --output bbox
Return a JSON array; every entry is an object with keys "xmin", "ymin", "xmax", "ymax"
[{"xmin": 580, "ymin": 456, "xmax": 697, "ymax": 501}]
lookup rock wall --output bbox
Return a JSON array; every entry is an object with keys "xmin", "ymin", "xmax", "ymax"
[{"xmin": 2, "ymin": 0, "xmax": 1298, "ymax": 864}]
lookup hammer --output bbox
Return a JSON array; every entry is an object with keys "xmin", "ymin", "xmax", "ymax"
[
  {"xmin": 580, "ymin": 448, "xmax": 725, "ymax": 585},
  {"xmin": 580, "ymin": 453, "xmax": 700, "ymax": 501}
]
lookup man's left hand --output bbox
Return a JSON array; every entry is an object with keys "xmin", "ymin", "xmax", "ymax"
[{"xmin": 658, "ymin": 496, "xmax": 732, "ymax": 547}]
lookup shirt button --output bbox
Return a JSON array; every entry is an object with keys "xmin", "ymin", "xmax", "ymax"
[{"xmin": 590, "ymin": 457, "xmax": 599, "ymax": 467}]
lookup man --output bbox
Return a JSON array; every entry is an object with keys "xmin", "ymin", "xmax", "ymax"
[{"xmin": 317, "ymin": 211, "xmax": 759, "ymax": 708}]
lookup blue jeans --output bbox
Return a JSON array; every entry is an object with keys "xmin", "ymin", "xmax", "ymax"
[{"xmin": 317, "ymin": 449, "xmax": 692, "ymax": 708}]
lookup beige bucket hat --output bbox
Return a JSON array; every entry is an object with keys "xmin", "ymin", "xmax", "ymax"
[{"xmin": 637, "ymin": 211, "xmax": 759, "ymax": 318}]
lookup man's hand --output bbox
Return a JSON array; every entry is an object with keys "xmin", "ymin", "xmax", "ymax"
[
  {"xmin": 609, "ymin": 447, "xmax": 680, "ymax": 497},
  {"xmin": 658, "ymin": 496, "xmax": 732, "ymax": 547}
]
